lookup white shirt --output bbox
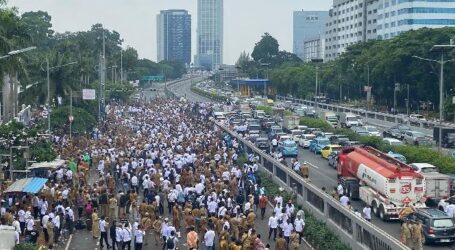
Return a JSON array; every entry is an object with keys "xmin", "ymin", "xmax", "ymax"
[
  {"xmin": 447, "ymin": 204, "xmax": 455, "ymax": 218},
  {"xmin": 204, "ymin": 229, "xmax": 216, "ymax": 247},
  {"xmin": 294, "ymin": 218, "xmax": 305, "ymax": 232},
  {"xmin": 134, "ymin": 229, "xmax": 145, "ymax": 243},
  {"xmin": 268, "ymin": 216, "xmax": 279, "ymax": 229},
  {"xmin": 362, "ymin": 207, "xmax": 372, "ymax": 220},
  {"xmin": 121, "ymin": 228, "xmax": 132, "ymax": 242},
  {"xmin": 42, "ymin": 215, "xmax": 49, "ymax": 229},
  {"xmin": 99, "ymin": 219, "xmax": 107, "ymax": 232},
  {"xmin": 26, "ymin": 218, "xmax": 34, "ymax": 231},
  {"xmin": 195, "ymin": 183, "xmax": 204, "ymax": 194},
  {"xmin": 131, "ymin": 176, "xmax": 138, "ymax": 186},
  {"xmin": 12, "ymin": 220, "xmax": 20, "ymax": 233},
  {"xmin": 18, "ymin": 210, "xmax": 25, "ymax": 222},
  {"xmin": 337, "ymin": 184, "xmax": 344, "ymax": 195},
  {"xmin": 282, "ymin": 222, "xmax": 293, "ymax": 237},
  {"xmin": 340, "ymin": 195, "xmax": 349, "ymax": 207}
]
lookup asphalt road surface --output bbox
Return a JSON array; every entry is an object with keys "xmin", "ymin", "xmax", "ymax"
[
  {"xmin": 178, "ymin": 80, "xmax": 455, "ymax": 250},
  {"xmin": 167, "ymin": 77, "xmax": 213, "ymax": 103}
]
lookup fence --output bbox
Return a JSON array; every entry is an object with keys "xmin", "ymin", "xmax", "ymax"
[
  {"xmin": 275, "ymin": 95, "xmax": 446, "ymax": 136},
  {"xmin": 215, "ymin": 121, "xmax": 409, "ymax": 250}
]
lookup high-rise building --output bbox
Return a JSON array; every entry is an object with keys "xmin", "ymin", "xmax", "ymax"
[
  {"xmin": 157, "ymin": 9, "xmax": 191, "ymax": 65},
  {"xmin": 293, "ymin": 10, "xmax": 329, "ymax": 60},
  {"xmin": 196, "ymin": 0, "xmax": 223, "ymax": 71},
  {"xmin": 377, "ymin": 0, "xmax": 455, "ymax": 40},
  {"xmin": 324, "ymin": 0, "xmax": 379, "ymax": 61}
]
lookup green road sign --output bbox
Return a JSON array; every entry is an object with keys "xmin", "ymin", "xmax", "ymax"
[{"xmin": 143, "ymin": 75, "xmax": 165, "ymax": 81}]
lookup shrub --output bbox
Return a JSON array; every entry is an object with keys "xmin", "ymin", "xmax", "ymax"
[
  {"xmin": 47, "ymin": 106, "xmax": 97, "ymax": 135},
  {"xmin": 299, "ymin": 117, "xmax": 333, "ymax": 131},
  {"xmin": 256, "ymin": 105, "xmax": 273, "ymax": 115}
]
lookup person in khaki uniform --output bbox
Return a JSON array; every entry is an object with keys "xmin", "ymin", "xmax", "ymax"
[
  {"xmin": 247, "ymin": 210, "xmax": 256, "ymax": 228},
  {"xmin": 47, "ymin": 218, "xmax": 54, "ymax": 247},
  {"xmin": 219, "ymin": 235, "xmax": 228, "ymax": 250},
  {"xmin": 141, "ymin": 212, "xmax": 152, "ymax": 236},
  {"xmin": 290, "ymin": 230, "xmax": 299, "ymax": 250},
  {"xmin": 152, "ymin": 217, "xmax": 162, "ymax": 246},
  {"xmin": 230, "ymin": 215, "xmax": 240, "ymax": 240},
  {"xmin": 276, "ymin": 233, "xmax": 287, "ymax": 250},
  {"xmin": 300, "ymin": 163, "xmax": 309, "ymax": 179},
  {"xmin": 400, "ymin": 220, "xmax": 412, "ymax": 248},
  {"xmin": 108, "ymin": 195, "xmax": 117, "ymax": 222},
  {"xmin": 412, "ymin": 220, "xmax": 423, "ymax": 250},
  {"xmin": 172, "ymin": 204, "xmax": 181, "ymax": 230}
]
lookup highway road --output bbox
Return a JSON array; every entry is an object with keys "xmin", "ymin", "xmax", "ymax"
[
  {"xmin": 177, "ymin": 79, "xmax": 455, "ymax": 250},
  {"xmin": 167, "ymin": 76, "xmax": 213, "ymax": 103}
]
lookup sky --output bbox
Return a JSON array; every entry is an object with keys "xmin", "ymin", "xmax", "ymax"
[{"xmin": 8, "ymin": 0, "xmax": 332, "ymax": 64}]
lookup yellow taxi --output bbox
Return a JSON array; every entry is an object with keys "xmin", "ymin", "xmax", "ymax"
[{"xmin": 320, "ymin": 144, "xmax": 342, "ymax": 159}]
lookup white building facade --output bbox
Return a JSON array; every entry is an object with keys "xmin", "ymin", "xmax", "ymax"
[
  {"xmin": 377, "ymin": 0, "xmax": 455, "ymax": 40},
  {"xmin": 325, "ymin": 0, "xmax": 379, "ymax": 60}
]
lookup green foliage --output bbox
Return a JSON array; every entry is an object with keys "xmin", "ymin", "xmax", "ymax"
[
  {"xmin": 251, "ymin": 33, "xmax": 279, "ymax": 62},
  {"xmin": 299, "ymin": 117, "xmax": 333, "ymax": 131},
  {"xmin": 255, "ymin": 105, "xmax": 272, "ymax": 115},
  {"xmin": 31, "ymin": 140, "xmax": 56, "ymax": 162},
  {"xmin": 258, "ymin": 172, "xmax": 351, "ymax": 250},
  {"xmin": 48, "ymin": 106, "xmax": 96, "ymax": 135},
  {"xmin": 267, "ymin": 28, "xmax": 455, "ymax": 113}
]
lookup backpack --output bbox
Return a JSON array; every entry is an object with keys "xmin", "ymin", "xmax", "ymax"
[
  {"xmin": 177, "ymin": 192, "xmax": 185, "ymax": 204},
  {"xmin": 166, "ymin": 236, "xmax": 175, "ymax": 249}
]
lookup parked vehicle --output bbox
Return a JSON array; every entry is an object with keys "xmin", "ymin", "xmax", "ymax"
[
  {"xmin": 433, "ymin": 127, "xmax": 455, "ymax": 148},
  {"xmin": 337, "ymin": 146, "xmax": 426, "ymax": 221},
  {"xmin": 290, "ymin": 129, "xmax": 303, "ymax": 142},
  {"xmin": 298, "ymin": 134, "xmax": 316, "ymax": 148},
  {"xmin": 283, "ymin": 115, "xmax": 300, "ymax": 132},
  {"xmin": 329, "ymin": 135, "xmax": 349, "ymax": 145},
  {"xmin": 247, "ymin": 123, "xmax": 261, "ymax": 134},
  {"xmin": 403, "ymin": 131, "xmax": 432, "ymax": 146},
  {"xmin": 409, "ymin": 114, "xmax": 427, "ymax": 122},
  {"xmin": 321, "ymin": 111, "xmax": 338, "ymax": 128},
  {"xmin": 253, "ymin": 109, "xmax": 266, "ymax": 119},
  {"xmin": 383, "ymin": 138, "xmax": 404, "ymax": 146},
  {"xmin": 309, "ymin": 137, "xmax": 331, "ymax": 154},
  {"xmin": 383, "ymin": 125, "xmax": 411, "ymax": 139},
  {"xmin": 328, "ymin": 151, "xmax": 339, "ymax": 168},
  {"xmin": 363, "ymin": 125, "xmax": 381, "ymax": 137},
  {"xmin": 387, "ymin": 151, "xmax": 407, "ymax": 163},
  {"xmin": 351, "ymin": 126, "xmax": 369, "ymax": 136},
  {"xmin": 404, "ymin": 208, "xmax": 455, "ymax": 245},
  {"xmin": 320, "ymin": 145, "xmax": 342, "ymax": 159},
  {"xmin": 339, "ymin": 112, "xmax": 361, "ymax": 128},
  {"xmin": 410, "ymin": 163, "xmax": 450, "ymax": 205},
  {"xmin": 255, "ymin": 137, "xmax": 270, "ymax": 153},
  {"xmin": 280, "ymin": 140, "xmax": 298, "ymax": 157},
  {"xmin": 305, "ymin": 109, "xmax": 316, "ymax": 117},
  {"xmin": 339, "ymin": 140, "xmax": 361, "ymax": 147},
  {"xmin": 269, "ymin": 126, "xmax": 283, "ymax": 139}
]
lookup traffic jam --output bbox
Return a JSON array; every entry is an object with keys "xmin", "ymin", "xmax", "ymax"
[{"xmin": 215, "ymin": 98, "xmax": 455, "ymax": 247}]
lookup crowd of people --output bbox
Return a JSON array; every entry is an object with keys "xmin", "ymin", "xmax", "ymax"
[{"xmin": 0, "ymin": 98, "xmax": 308, "ymax": 250}]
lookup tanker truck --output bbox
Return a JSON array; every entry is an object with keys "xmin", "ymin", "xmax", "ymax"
[{"xmin": 337, "ymin": 146, "xmax": 426, "ymax": 221}]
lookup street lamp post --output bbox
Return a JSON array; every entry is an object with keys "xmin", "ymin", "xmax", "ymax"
[
  {"xmin": 311, "ymin": 58, "xmax": 324, "ymax": 114},
  {"xmin": 412, "ymin": 44, "xmax": 455, "ymax": 152}
]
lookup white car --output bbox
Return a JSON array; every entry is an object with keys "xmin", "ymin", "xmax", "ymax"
[
  {"xmin": 382, "ymin": 138, "xmax": 404, "ymax": 146},
  {"xmin": 409, "ymin": 114, "xmax": 426, "ymax": 122},
  {"xmin": 363, "ymin": 125, "xmax": 381, "ymax": 137},
  {"xmin": 298, "ymin": 134, "xmax": 316, "ymax": 148}
]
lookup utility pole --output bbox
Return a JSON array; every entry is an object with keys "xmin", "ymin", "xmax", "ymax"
[
  {"xmin": 406, "ymin": 84, "xmax": 410, "ymax": 116},
  {"xmin": 46, "ymin": 57, "xmax": 50, "ymax": 133},
  {"xmin": 120, "ymin": 49, "xmax": 123, "ymax": 83},
  {"xmin": 99, "ymin": 30, "xmax": 106, "ymax": 120}
]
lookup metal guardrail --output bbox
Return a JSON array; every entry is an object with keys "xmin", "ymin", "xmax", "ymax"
[
  {"xmin": 276, "ymin": 95, "xmax": 453, "ymax": 137},
  {"xmin": 215, "ymin": 121, "xmax": 409, "ymax": 250}
]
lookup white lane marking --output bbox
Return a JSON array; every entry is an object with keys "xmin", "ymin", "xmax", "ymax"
[
  {"xmin": 305, "ymin": 161, "xmax": 319, "ymax": 169},
  {"xmin": 65, "ymin": 234, "xmax": 73, "ymax": 250}
]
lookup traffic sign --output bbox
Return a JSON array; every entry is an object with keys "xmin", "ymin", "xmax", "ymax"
[
  {"xmin": 143, "ymin": 75, "xmax": 164, "ymax": 81},
  {"xmin": 82, "ymin": 89, "xmax": 96, "ymax": 100}
]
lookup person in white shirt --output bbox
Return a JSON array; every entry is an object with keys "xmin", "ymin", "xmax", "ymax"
[
  {"xmin": 25, "ymin": 215, "xmax": 34, "ymax": 236},
  {"xmin": 340, "ymin": 194, "xmax": 350, "ymax": 207},
  {"xmin": 294, "ymin": 215, "xmax": 305, "ymax": 244},
  {"xmin": 41, "ymin": 213, "xmax": 50, "ymax": 243},
  {"xmin": 268, "ymin": 212, "xmax": 279, "ymax": 240},
  {"xmin": 134, "ymin": 225, "xmax": 145, "ymax": 250},
  {"xmin": 12, "ymin": 217, "xmax": 20, "ymax": 234},
  {"xmin": 362, "ymin": 205, "xmax": 372, "ymax": 221},
  {"xmin": 282, "ymin": 219, "xmax": 294, "ymax": 245},
  {"xmin": 17, "ymin": 209, "xmax": 25, "ymax": 235},
  {"xmin": 337, "ymin": 183, "xmax": 344, "ymax": 196},
  {"xmin": 131, "ymin": 175, "xmax": 139, "ymax": 193},
  {"xmin": 203, "ymin": 226, "xmax": 216, "ymax": 250},
  {"xmin": 99, "ymin": 216, "xmax": 110, "ymax": 248},
  {"xmin": 121, "ymin": 222, "xmax": 132, "ymax": 250}
]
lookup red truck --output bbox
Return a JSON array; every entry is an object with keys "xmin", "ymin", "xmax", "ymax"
[{"xmin": 337, "ymin": 146, "xmax": 426, "ymax": 221}]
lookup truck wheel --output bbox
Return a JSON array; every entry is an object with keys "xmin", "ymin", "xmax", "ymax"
[
  {"xmin": 372, "ymin": 201, "xmax": 379, "ymax": 217},
  {"xmin": 379, "ymin": 205, "xmax": 388, "ymax": 221}
]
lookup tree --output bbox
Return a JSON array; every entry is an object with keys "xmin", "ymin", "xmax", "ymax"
[
  {"xmin": 251, "ymin": 33, "xmax": 279, "ymax": 63},
  {"xmin": 21, "ymin": 11, "xmax": 54, "ymax": 48}
]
